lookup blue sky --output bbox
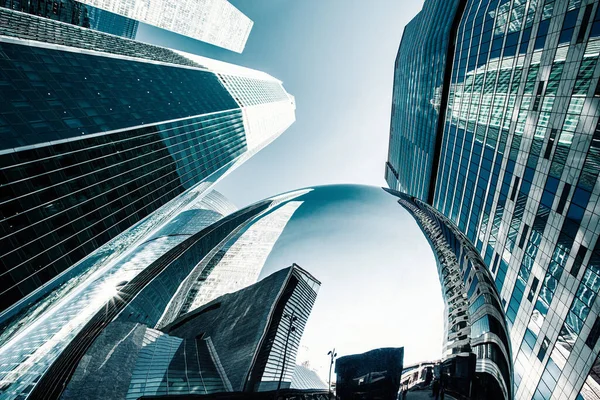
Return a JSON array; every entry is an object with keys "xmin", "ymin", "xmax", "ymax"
[{"xmin": 137, "ymin": 0, "xmax": 424, "ymax": 208}]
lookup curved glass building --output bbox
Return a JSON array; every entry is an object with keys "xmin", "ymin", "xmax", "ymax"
[
  {"xmin": 391, "ymin": 190, "xmax": 512, "ymax": 400},
  {"xmin": 0, "ymin": 189, "xmax": 308, "ymax": 400},
  {"xmin": 0, "ymin": 185, "xmax": 511, "ymax": 400}
]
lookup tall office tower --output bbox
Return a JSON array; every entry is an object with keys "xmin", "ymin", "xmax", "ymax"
[
  {"xmin": 385, "ymin": 0, "xmax": 464, "ymax": 201},
  {"xmin": 0, "ymin": 9, "xmax": 295, "ymax": 315},
  {"xmin": 77, "ymin": 0, "xmax": 253, "ymax": 52},
  {"xmin": 392, "ymin": 191, "xmax": 512, "ymax": 400},
  {"xmin": 386, "ymin": 0, "xmax": 600, "ymax": 398},
  {"xmin": 0, "ymin": 190, "xmax": 308, "ymax": 400},
  {"xmin": 0, "ymin": 0, "xmax": 140, "ymax": 38}
]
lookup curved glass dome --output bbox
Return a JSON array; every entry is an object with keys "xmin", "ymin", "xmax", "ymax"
[{"xmin": 0, "ymin": 185, "xmax": 512, "ymax": 400}]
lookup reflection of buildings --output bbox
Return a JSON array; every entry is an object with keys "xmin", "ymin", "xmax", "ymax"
[
  {"xmin": 0, "ymin": 191, "xmax": 235, "ymax": 399},
  {"xmin": 391, "ymin": 190, "xmax": 512, "ymax": 400},
  {"xmin": 0, "ymin": 190, "xmax": 308, "ymax": 400},
  {"xmin": 77, "ymin": 0, "xmax": 253, "ymax": 52},
  {"xmin": 335, "ymin": 347, "xmax": 404, "ymax": 400},
  {"xmin": 58, "ymin": 264, "xmax": 320, "ymax": 398},
  {"xmin": 0, "ymin": 8, "xmax": 295, "ymax": 317},
  {"xmin": 186, "ymin": 201, "xmax": 303, "ymax": 310},
  {"xmin": 399, "ymin": 361, "xmax": 436, "ymax": 392},
  {"xmin": 386, "ymin": 1, "xmax": 600, "ymax": 398}
]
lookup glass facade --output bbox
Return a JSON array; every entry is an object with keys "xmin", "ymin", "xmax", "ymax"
[
  {"xmin": 249, "ymin": 267, "xmax": 320, "ymax": 392},
  {"xmin": 290, "ymin": 365, "xmax": 328, "ymax": 390},
  {"xmin": 0, "ymin": 41, "xmax": 238, "ymax": 148},
  {"xmin": 0, "ymin": 10, "xmax": 295, "ymax": 316},
  {"xmin": 0, "ymin": 0, "xmax": 139, "ymax": 39},
  {"xmin": 77, "ymin": 0, "xmax": 253, "ymax": 53},
  {"xmin": 385, "ymin": 0, "xmax": 463, "ymax": 201},
  {"xmin": 85, "ymin": 6, "xmax": 139, "ymax": 39},
  {"xmin": 0, "ymin": 191, "xmax": 235, "ymax": 398},
  {"xmin": 0, "ymin": 8, "xmax": 200, "ymax": 68},
  {"xmin": 184, "ymin": 201, "xmax": 303, "ymax": 310},
  {"xmin": 388, "ymin": 0, "xmax": 600, "ymax": 398}
]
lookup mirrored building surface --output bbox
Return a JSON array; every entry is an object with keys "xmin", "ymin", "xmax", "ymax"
[
  {"xmin": 391, "ymin": 190, "xmax": 512, "ymax": 400},
  {"xmin": 1, "ymin": 185, "xmax": 510, "ymax": 399},
  {"xmin": 386, "ymin": 1, "xmax": 600, "ymax": 398},
  {"xmin": 0, "ymin": 8, "xmax": 295, "ymax": 315},
  {"xmin": 58, "ymin": 264, "xmax": 320, "ymax": 399},
  {"xmin": 0, "ymin": 190, "xmax": 235, "ymax": 399}
]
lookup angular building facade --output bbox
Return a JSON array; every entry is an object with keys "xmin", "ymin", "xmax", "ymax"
[
  {"xmin": 77, "ymin": 0, "xmax": 253, "ymax": 52},
  {"xmin": 392, "ymin": 191, "xmax": 512, "ymax": 400},
  {"xmin": 387, "ymin": 1, "xmax": 600, "ymax": 399},
  {"xmin": 0, "ymin": 189, "xmax": 309, "ymax": 400},
  {"xmin": 56, "ymin": 264, "xmax": 320, "ymax": 399},
  {"xmin": 0, "ymin": 8, "xmax": 295, "ymax": 315}
]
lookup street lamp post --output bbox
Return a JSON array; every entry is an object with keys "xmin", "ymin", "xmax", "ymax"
[
  {"xmin": 275, "ymin": 310, "xmax": 297, "ymax": 398},
  {"xmin": 327, "ymin": 348, "xmax": 337, "ymax": 398}
]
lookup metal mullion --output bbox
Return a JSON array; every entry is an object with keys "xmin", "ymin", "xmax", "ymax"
[
  {"xmin": 1, "ymin": 115, "xmax": 243, "ymax": 206},
  {"xmin": 0, "ymin": 128, "xmax": 246, "ymax": 285},
  {"xmin": 0, "ymin": 119, "xmax": 245, "ymax": 240},
  {"xmin": 0, "ymin": 110, "xmax": 241, "ymax": 171}
]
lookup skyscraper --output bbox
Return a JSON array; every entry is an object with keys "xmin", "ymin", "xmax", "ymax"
[
  {"xmin": 1, "ymin": 0, "xmax": 253, "ymax": 52},
  {"xmin": 77, "ymin": 0, "xmax": 253, "ymax": 52},
  {"xmin": 387, "ymin": 1, "xmax": 600, "ymax": 398},
  {"xmin": 0, "ymin": 8, "xmax": 295, "ymax": 315},
  {"xmin": 385, "ymin": 0, "xmax": 464, "ymax": 201},
  {"xmin": 1, "ymin": 0, "xmax": 140, "ymax": 39}
]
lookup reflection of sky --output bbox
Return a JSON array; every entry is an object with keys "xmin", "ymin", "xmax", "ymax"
[{"xmin": 259, "ymin": 185, "xmax": 443, "ymax": 380}]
